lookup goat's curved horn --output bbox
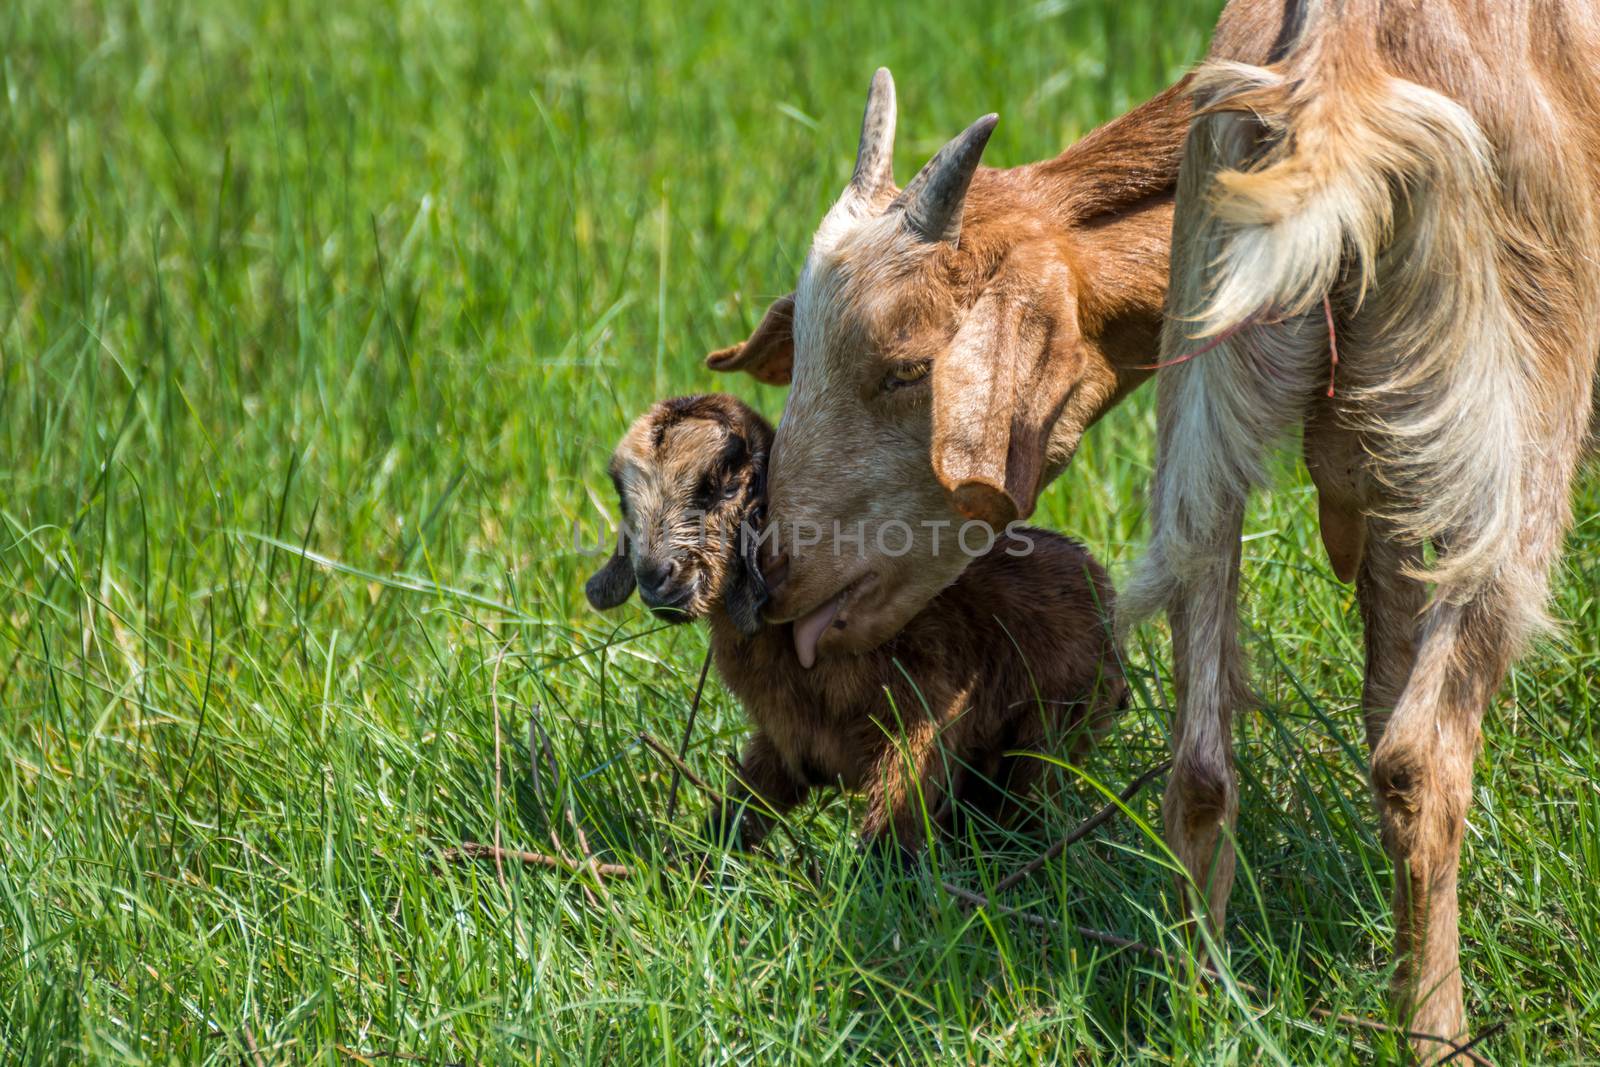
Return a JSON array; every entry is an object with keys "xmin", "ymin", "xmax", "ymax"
[
  {"xmin": 848, "ymin": 68, "xmax": 897, "ymax": 199},
  {"xmin": 895, "ymin": 113, "xmax": 998, "ymax": 245}
]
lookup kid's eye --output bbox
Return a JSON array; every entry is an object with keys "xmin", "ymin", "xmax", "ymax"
[{"xmin": 883, "ymin": 360, "xmax": 931, "ymax": 391}]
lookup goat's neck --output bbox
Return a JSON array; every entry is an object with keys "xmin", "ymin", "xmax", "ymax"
[
  {"xmin": 1016, "ymin": 79, "xmax": 1191, "ymax": 418},
  {"xmin": 1026, "ymin": 78, "xmax": 1191, "ymax": 225},
  {"xmin": 1068, "ymin": 194, "xmax": 1171, "ymax": 410},
  {"xmin": 705, "ymin": 604, "xmax": 739, "ymax": 645}
]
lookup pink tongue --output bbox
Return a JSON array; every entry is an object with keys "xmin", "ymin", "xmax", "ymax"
[{"xmin": 792, "ymin": 593, "xmax": 844, "ymax": 670}]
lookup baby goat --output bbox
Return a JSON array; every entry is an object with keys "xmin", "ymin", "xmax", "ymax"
[{"xmin": 586, "ymin": 394, "xmax": 1124, "ymax": 852}]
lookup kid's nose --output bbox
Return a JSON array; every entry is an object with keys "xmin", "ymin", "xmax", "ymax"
[{"xmin": 637, "ymin": 558, "xmax": 687, "ymax": 608}]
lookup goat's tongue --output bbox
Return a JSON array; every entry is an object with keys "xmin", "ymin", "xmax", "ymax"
[{"xmin": 792, "ymin": 592, "xmax": 844, "ymax": 670}]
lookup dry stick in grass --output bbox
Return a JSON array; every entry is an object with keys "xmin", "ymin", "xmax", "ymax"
[
  {"xmin": 243, "ymin": 1023, "xmax": 268, "ymax": 1067},
  {"xmin": 642, "ymin": 730, "xmax": 809, "ymax": 858},
  {"xmin": 639, "ymin": 730, "xmax": 728, "ymax": 808},
  {"xmin": 566, "ymin": 803, "xmax": 617, "ymax": 913},
  {"xmin": 1438, "ymin": 1021, "xmax": 1509, "ymax": 1065},
  {"xmin": 989, "ymin": 759, "xmax": 1172, "ymax": 896},
  {"xmin": 939, "ymin": 882, "xmax": 1496, "ymax": 1066},
  {"xmin": 450, "ymin": 736, "xmax": 758, "ymax": 886},
  {"xmin": 489, "ymin": 640, "xmax": 513, "ymax": 892},
  {"xmin": 665, "ymin": 649, "xmax": 714, "ymax": 824},
  {"xmin": 529, "ymin": 701, "xmax": 560, "ymax": 814},
  {"xmin": 442, "ymin": 841, "xmax": 633, "ymax": 880}
]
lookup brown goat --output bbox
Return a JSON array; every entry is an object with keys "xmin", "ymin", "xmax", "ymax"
[
  {"xmin": 703, "ymin": 3, "xmax": 1599, "ymax": 1051},
  {"xmin": 704, "ymin": 69, "xmax": 1194, "ymax": 659},
  {"xmin": 1125, "ymin": 1, "xmax": 1600, "ymax": 1056},
  {"xmin": 585, "ymin": 394, "xmax": 1125, "ymax": 852}
]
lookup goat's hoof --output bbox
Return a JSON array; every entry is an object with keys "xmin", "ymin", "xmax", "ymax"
[
  {"xmin": 858, "ymin": 829, "xmax": 923, "ymax": 872},
  {"xmin": 700, "ymin": 807, "xmax": 766, "ymax": 854}
]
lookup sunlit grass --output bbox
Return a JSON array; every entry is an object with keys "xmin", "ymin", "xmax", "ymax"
[{"xmin": 2, "ymin": 1, "xmax": 1597, "ymax": 1062}]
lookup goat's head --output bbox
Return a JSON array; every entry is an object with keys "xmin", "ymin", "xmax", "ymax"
[
  {"xmin": 709, "ymin": 70, "xmax": 1114, "ymax": 666},
  {"xmin": 585, "ymin": 394, "xmax": 774, "ymax": 637}
]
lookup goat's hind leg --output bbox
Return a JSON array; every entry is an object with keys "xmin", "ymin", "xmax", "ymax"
[
  {"xmin": 1354, "ymin": 526, "xmax": 1426, "ymax": 750},
  {"xmin": 1368, "ymin": 596, "xmax": 1509, "ymax": 1060},
  {"xmin": 1371, "ymin": 490, "xmax": 1575, "ymax": 1061},
  {"xmin": 1160, "ymin": 499, "xmax": 1250, "ymax": 937},
  {"xmin": 1371, "ymin": 423, "xmax": 1581, "ymax": 1061}
]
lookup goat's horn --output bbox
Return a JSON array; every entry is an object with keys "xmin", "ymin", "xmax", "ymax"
[
  {"xmin": 848, "ymin": 67, "xmax": 897, "ymax": 199},
  {"xmin": 895, "ymin": 113, "xmax": 998, "ymax": 245}
]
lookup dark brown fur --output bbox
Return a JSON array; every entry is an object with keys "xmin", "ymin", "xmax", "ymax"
[{"xmin": 587, "ymin": 394, "xmax": 1125, "ymax": 853}]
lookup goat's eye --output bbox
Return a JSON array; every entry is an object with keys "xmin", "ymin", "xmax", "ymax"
[
  {"xmin": 884, "ymin": 360, "xmax": 931, "ymax": 391},
  {"xmin": 721, "ymin": 481, "xmax": 741, "ymax": 501}
]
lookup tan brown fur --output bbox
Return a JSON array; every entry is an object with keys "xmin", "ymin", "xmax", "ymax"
[
  {"xmin": 586, "ymin": 394, "xmax": 773, "ymax": 627},
  {"xmin": 706, "ymin": 7, "xmax": 1600, "ymax": 1055},
  {"xmin": 706, "ymin": 73, "xmax": 1207, "ymax": 661},
  {"xmin": 587, "ymin": 395, "xmax": 1126, "ymax": 853},
  {"xmin": 1125, "ymin": 0, "xmax": 1600, "ymax": 1058}
]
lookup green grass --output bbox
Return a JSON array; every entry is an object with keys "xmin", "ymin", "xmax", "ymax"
[{"xmin": 3, "ymin": 0, "xmax": 1598, "ymax": 1062}]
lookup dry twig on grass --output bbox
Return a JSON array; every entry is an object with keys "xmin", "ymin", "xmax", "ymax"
[
  {"xmin": 989, "ymin": 759, "xmax": 1171, "ymax": 895},
  {"xmin": 665, "ymin": 649, "xmax": 714, "ymax": 824},
  {"xmin": 440, "ymin": 841, "xmax": 633, "ymax": 880},
  {"xmin": 242, "ymin": 1023, "xmax": 268, "ymax": 1067},
  {"xmin": 639, "ymin": 730, "xmax": 728, "ymax": 808}
]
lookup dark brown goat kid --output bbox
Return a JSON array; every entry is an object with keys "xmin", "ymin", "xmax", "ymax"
[{"xmin": 586, "ymin": 394, "xmax": 1125, "ymax": 852}]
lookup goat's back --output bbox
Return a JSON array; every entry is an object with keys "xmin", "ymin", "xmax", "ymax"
[{"xmin": 1205, "ymin": 0, "xmax": 1600, "ymax": 399}]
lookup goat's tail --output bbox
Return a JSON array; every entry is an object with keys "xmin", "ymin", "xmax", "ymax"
[{"xmin": 1124, "ymin": 10, "xmax": 1542, "ymax": 640}]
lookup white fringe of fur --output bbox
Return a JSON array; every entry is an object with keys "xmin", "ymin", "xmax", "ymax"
[{"xmin": 1126, "ymin": 55, "xmax": 1542, "ymax": 641}]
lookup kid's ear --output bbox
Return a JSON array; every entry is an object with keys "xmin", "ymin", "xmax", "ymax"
[
  {"xmin": 724, "ymin": 520, "xmax": 770, "ymax": 638},
  {"xmin": 705, "ymin": 295, "xmax": 796, "ymax": 385},
  {"xmin": 584, "ymin": 531, "xmax": 636, "ymax": 611}
]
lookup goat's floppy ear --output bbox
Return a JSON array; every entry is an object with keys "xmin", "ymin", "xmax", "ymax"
[
  {"xmin": 584, "ymin": 529, "xmax": 636, "ymax": 611},
  {"xmin": 930, "ymin": 260, "xmax": 1080, "ymax": 529},
  {"xmin": 705, "ymin": 295, "xmax": 795, "ymax": 385},
  {"xmin": 724, "ymin": 514, "xmax": 770, "ymax": 638}
]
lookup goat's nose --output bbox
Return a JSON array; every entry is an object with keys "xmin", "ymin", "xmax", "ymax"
[
  {"xmin": 761, "ymin": 550, "xmax": 790, "ymax": 598},
  {"xmin": 637, "ymin": 558, "xmax": 686, "ymax": 607}
]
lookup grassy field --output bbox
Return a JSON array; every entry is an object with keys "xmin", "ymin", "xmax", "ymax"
[{"xmin": 4, "ymin": 1, "xmax": 1599, "ymax": 1063}]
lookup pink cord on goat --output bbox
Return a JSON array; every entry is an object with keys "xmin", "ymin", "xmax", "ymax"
[
  {"xmin": 1135, "ymin": 297, "xmax": 1339, "ymax": 399},
  {"xmin": 1133, "ymin": 310, "xmax": 1265, "ymax": 372},
  {"xmin": 1323, "ymin": 293, "xmax": 1339, "ymax": 398}
]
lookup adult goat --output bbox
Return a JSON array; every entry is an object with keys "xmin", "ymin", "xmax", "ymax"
[{"xmin": 1128, "ymin": 0, "xmax": 1600, "ymax": 1057}]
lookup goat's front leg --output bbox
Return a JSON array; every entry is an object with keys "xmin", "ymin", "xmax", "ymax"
[
  {"xmin": 859, "ymin": 710, "xmax": 961, "ymax": 856},
  {"xmin": 707, "ymin": 731, "xmax": 809, "ymax": 850},
  {"xmin": 1163, "ymin": 498, "xmax": 1248, "ymax": 943}
]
